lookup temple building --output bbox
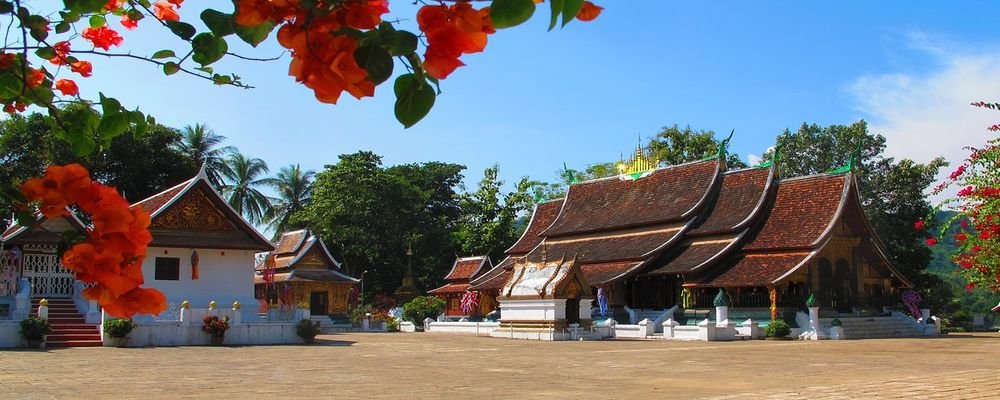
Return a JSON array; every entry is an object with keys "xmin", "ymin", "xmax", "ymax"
[
  {"xmin": 469, "ymin": 145, "xmax": 913, "ymax": 327},
  {"xmin": 254, "ymin": 229, "xmax": 358, "ymax": 316},
  {"xmin": 428, "ymin": 256, "xmax": 492, "ymax": 317}
]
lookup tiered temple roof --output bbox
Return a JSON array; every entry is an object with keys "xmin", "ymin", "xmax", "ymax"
[
  {"xmin": 254, "ymin": 229, "xmax": 357, "ymax": 284},
  {"xmin": 471, "ymin": 153, "xmax": 913, "ymax": 292},
  {"xmin": 428, "ymin": 256, "xmax": 491, "ymax": 295}
]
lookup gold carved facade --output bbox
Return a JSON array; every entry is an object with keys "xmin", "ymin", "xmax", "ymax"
[{"xmin": 151, "ymin": 189, "xmax": 237, "ymax": 232}]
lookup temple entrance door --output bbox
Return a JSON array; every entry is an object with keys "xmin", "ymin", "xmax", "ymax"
[
  {"xmin": 310, "ymin": 291, "xmax": 327, "ymax": 316},
  {"xmin": 566, "ymin": 298, "xmax": 580, "ymax": 324}
]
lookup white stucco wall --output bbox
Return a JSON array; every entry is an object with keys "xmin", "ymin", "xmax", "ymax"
[
  {"xmin": 141, "ymin": 247, "xmax": 259, "ymax": 319},
  {"xmin": 0, "ymin": 321, "xmax": 21, "ymax": 347}
]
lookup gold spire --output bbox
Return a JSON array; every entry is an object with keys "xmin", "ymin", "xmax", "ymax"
[{"xmin": 617, "ymin": 141, "xmax": 658, "ymax": 177}]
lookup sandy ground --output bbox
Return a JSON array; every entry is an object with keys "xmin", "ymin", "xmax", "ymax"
[{"xmin": 1, "ymin": 332, "xmax": 998, "ymax": 399}]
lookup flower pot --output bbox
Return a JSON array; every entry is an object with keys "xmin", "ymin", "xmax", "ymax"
[
  {"xmin": 210, "ymin": 336, "xmax": 225, "ymax": 346},
  {"xmin": 25, "ymin": 338, "xmax": 43, "ymax": 348},
  {"xmin": 111, "ymin": 336, "xmax": 129, "ymax": 348}
]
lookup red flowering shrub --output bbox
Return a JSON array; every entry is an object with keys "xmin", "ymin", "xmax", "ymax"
[{"xmin": 202, "ymin": 315, "xmax": 231, "ymax": 337}]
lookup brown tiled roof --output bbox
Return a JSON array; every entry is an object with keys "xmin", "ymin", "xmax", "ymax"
[
  {"xmin": 255, "ymin": 269, "xmax": 358, "ymax": 284},
  {"xmin": 274, "ymin": 230, "xmax": 308, "ymax": 256},
  {"xmin": 507, "ymin": 200, "xmax": 562, "ymax": 255},
  {"xmin": 428, "ymin": 283, "xmax": 470, "ymax": 294},
  {"xmin": 131, "ymin": 177, "xmax": 194, "ymax": 215},
  {"xmin": 541, "ymin": 160, "xmax": 719, "ymax": 237},
  {"xmin": 469, "ymin": 258, "xmax": 515, "ymax": 292},
  {"xmin": 444, "ymin": 256, "xmax": 489, "ymax": 281},
  {"xmin": 581, "ymin": 261, "xmax": 643, "ymax": 285},
  {"xmin": 699, "ymin": 252, "xmax": 812, "ymax": 287},
  {"xmin": 649, "ymin": 237, "xmax": 736, "ymax": 275},
  {"xmin": 742, "ymin": 174, "xmax": 847, "ymax": 252},
  {"xmin": 526, "ymin": 225, "xmax": 683, "ymax": 264},
  {"xmin": 689, "ymin": 167, "xmax": 772, "ymax": 235}
]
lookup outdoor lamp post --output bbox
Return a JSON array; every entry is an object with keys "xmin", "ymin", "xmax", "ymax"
[{"xmin": 360, "ymin": 270, "xmax": 368, "ymax": 301}]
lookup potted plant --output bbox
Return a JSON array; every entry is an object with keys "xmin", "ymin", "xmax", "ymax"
[
  {"xmin": 201, "ymin": 315, "xmax": 230, "ymax": 345},
  {"xmin": 19, "ymin": 316, "xmax": 52, "ymax": 348},
  {"xmin": 829, "ymin": 318, "xmax": 845, "ymax": 340},
  {"xmin": 764, "ymin": 319, "xmax": 792, "ymax": 340},
  {"xmin": 296, "ymin": 319, "xmax": 321, "ymax": 343},
  {"xmin": 103, "ymin": 318, "xmax": 137, "ymax": 347}
]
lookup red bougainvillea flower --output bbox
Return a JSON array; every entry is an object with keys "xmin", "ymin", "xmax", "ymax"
[
  {"xmin": 55, "ymin": 79, "xmax": 79, "ymax": 96},
  {"xmin": 960, "ymin": 219, "xmax": 968, "ymax": 228},
  {"xmin": 104, "ymin": 0, "xmax": 125, "ymax": 11},
  {"xmin": 82, "ymin": 26, "xmax": 124, "ymax": 50},
  {"xmin": 120, "ymin": 14, "xmax": 138, "ymax": 30},
  {"xmin": 955, "ymin": 232, "xmax": 967, "ymax": 242},
  {"xmin": 914, "ymin": 219, "xmax": 924, "ymax": 230},
  {"xmin": 71, "ymin": 60, "xmax": 93, "ymax": 77},
  {"xmin": 234, "ymin": 0, "xmax": 274, "ymax": 26},
  {"xmin": 949, "ymin": 164, "xmax": 966, "ymax": 180},
  {"xmin": 48, "ymin": 41, "xmax": 71, "ymax": 65},
  {"xmin": 417, "ymin": 2, "xmax": 495, "ymax": 79},
  {"xmin": 153, "ymin": 1, "xmax": 180, "ymax": 21},
  {"xmin": 0, "ymin": 53, "xmax": 15, "ymax": 69},
  {"xmin": 925, "ymin": 238, "xmax": 937, "ymax": 246},
  {"xmin": 167, "ymin": 0, "xmax": 183, "ymax": 7},
  {"xmin": 21, "ymin": 164, "xmax": 92, "ymax": 218},
  {"xmin": 2, "ymin": 101, "xmax": 25, "ymax": 114},
  {"xmin": 576, "ymin": 1, "xmax": 603, "ymax": 21},
  {"xmin": 26, "ymin": 68, "xmax": 45, "ymax": 88},
  {"xmin": 957, "ymin": 185, "xmax": 974, "ymax": 197},
  {"xmin": 966, "ymin": 283, "xmax": 976, "ymax": 292}
]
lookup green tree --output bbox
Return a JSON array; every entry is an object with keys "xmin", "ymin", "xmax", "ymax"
[
  {"xmin": 173, "ymin": 124, "xmax": 235, "ymax": 189},
  {"xmin": 295, "ymin": 152, "xmax": 465, "ymax": 298},
  {"xmin": 220, "ymin": 153, "xmax": 275, "ymax": 226},
  {"xmin": 455, "ymin": 165, "xmax": 534, "ymax": 262},
  {"xmin": 648, "ymin": 125, "xmax": 748, "ymax": 169},
  {"xmin": 767, "ymin": 120, "xmax": 951, "ymax": 314},
  {"xmin": 266, "ymin": 164, "xmax": 315, "ymax": 238}
]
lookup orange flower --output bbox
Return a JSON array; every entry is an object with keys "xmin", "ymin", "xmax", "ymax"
[
  {"xmin": 120, "ymin": 14, "xmax": 138, "ymax": 30},
  {"xmin": 576, "ymin": 1, "xmax": 603, "ymax": 22},
  {"xmin": 342, "ymin": 0, "xmax": 387, "ymax": 30},
  {"xmin": 71, "ymin": 60, "xmax": 93, "ymax": 77},
  {"xmin": 0, "ymin": 53, "xmax": 15, "ymax": 69},
  {"xmin": 234, "ymin": 0, "xmax": 274, "ymax": 26},
  {"xmin": 153, "ymin": 1, "xmax": 180, "ymax": 21},
  {"xmin": 55, "ymin": 79, "xmax": 79, "ymax": 96},
  {"xmin": 167, "ymin": 0, "xmax": 183, "ymax": 8},
  {"xmin": 21, "ymin": 164, "xmax": 92, "ymax": 218},
  {"xmin": 26, "ymin": 68, "xmax": 45, "ymax": 88},
  {"xmin": 418, "ymin": 3, "xmax": 495, "ymax": 79},
  {"xmin": 49, "ymin": 41, "xmax": 71, "ymax": 65}
]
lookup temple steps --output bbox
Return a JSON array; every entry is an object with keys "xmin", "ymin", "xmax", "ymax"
[
  {"xmin": 820, "ymin": 316, "xmax": 927, "ymax": 339},
  {"xmin": 32, "ymin": 298, "xmax": 103, "ymax": 348}
]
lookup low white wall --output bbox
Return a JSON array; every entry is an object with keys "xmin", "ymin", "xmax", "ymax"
[
  {"xmin": 0, "ymin": 321, "xmax": 21, "ymax": 348},
  {"xmin": 426, "ymin": 321, "xmax": 500, "ymax": 336},
  {"xmin": 119, "ymin": 321, "xmax": 300, "ymax": 346},
  {"xmin": 669, "ymin": 326, "xmax": 703, "ymax": 341},
  {"xmin": 499, "ymin": 299, "xmax": 566, "ymax": 321}
]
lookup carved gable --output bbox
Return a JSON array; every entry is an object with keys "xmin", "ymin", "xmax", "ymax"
[{"xmin": 150, "ymin": 188, "xmax": 237, "ymax": 232}]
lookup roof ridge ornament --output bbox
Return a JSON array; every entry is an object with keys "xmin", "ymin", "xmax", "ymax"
[
  {"xmin": 701, "ymin": 129, "xmax": 734, "ymax": 162},
  {"xmin": 616, "ymin": 140, "xmax": 658, "ymax": 181},
  {"xmin": 756, "ymin": 141, "xmax": 783, "ymax": 169},
  {"xmin": 562, "ymin": 162, "xmax": 578, "ymax": 185},
  {"xmin": 827, "ymin": 139, "xmax": 863, "ymax": 175}
]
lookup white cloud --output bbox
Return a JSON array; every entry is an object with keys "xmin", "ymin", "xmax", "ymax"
[
  {"xmin": 746, "ymin": 145, "xmax": 773, "ymax": 166},
  {"xmin": 849, "ymin": 35, "xmax": 1000, "ymax": 171}
]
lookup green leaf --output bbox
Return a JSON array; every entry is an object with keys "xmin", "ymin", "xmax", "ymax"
[
  {"xmin": 151, "ymin": 49, "xmax": 175, "ymax": 59},
  {"xmin": 562, "ymin": 0, "xmax": 584, "ymax": 27},
  {"xmin": 166, "ymin": 20, "xmax": 196, "ymax": 40},
  {"xmin": 490, "ymin": 0, "xmax": 536, "ymax": 29},
  {"xmin": 59, "ymin": 10, "xmax": 81, "ymax": 23},
  {"xmin": 201, "ymin": 9, "xmax": 235, "ymax": 37},
  {"xmin": 394, "ymin": 74, "xmax": 435, "ymax": 128},
  {"xmin": 386, "ymin": 31, "xmax": 418, "ymax": 56},
  {"xmin": 234, "ymin": 20, "xmax": 275, "ymax": 47},
  {"xmin": 211, "ymin": 74, "xmax": 233, "ymax": 85},
  {"xmin": 99, "ymin": 112, "xmax": 129, "ymax": 139},
  {"xmin": 0, "ymin": 72, "xmax": 24, "ymax": 99},
  {"xmin": 88, "ymin": 14, "xmax": 105, "ymax": 28},
  {"xmin": 548, "ymin": 0, "xmax": 565, "ymax": 31},
  {"xmin": 127, "ymin": 9, "xmax": 143, "ymax": 22},
  {"xmin": 163, "ymin": 62, "xmax": 180, "ymax": 76},
  {"xmin": 191, "ymin": 33, "xmax": 228, "ymax": 66},
  {"xmin": 34, "ymin": 47, "xmax": 56, "ymax": 60},
  {"xmin": 54, "ymin": 21, "xmax": 71, "ymax": 34},
  {"xmin": 65, "ymin": 0, "xmax": 107, "ymax": 14},
  {"xmin": 354, "ymin": 45, "xmax": 393, "ymax": 85},
  {"xmin": 26, "ymin": 15, "xmax": 48, "ymax": 41},
  {"xmin": 195, "ymin": 66, "xmax": 213, "ymax": 74},
  {"xmin": 0, "ymin": 1, "xmax": 13, "ymax": 14}
]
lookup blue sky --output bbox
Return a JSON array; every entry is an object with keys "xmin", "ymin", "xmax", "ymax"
[{"xmin": 73, "ymin": 1, "xmax": 1000, "ymax": 192}]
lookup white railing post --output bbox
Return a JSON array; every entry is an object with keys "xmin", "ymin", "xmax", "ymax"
[
  {"xmin": 231, "ymin": 301, "xmax": 242, "ymax": 325},
  {"xmin": 180, "ymin": 300, "xmax": 191, "ymax": 326},
  {"xmin": 37, "ymin": 298, "xmax": 48, "ymax": 319}
]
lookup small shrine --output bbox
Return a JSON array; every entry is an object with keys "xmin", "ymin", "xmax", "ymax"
[
  {"xmin": 490, "ymin": 255, "xmax": 593, "ymax": 340},
  {"xmin": 393, "ymin": 243, "xmax": 421, "ymax": 304},
  {"xmin": 428, "ymin": 256, "xmax": 492, "ymax": 317},
  {"xmin": 254, "ymin": 229, "xmax": 358, "ymax": 317}
]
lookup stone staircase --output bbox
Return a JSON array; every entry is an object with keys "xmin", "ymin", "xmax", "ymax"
[
  {"xmin": 33, "ymin": 298, "xmax": 103, "ymax": 348},
  {"xmin": 820, "ymin": 316, "xmax": 928, "ymax": 339}
]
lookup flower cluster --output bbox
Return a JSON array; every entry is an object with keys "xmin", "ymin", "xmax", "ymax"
[
  {"xmin": 927, "ymin": 102, "xmax": 1000, "ymax": 292},
  {"xmin": 20, "ymin": 164, "xmax": 166, "ymax": 317},
  {"xmin": 202, "ymin": 315, "xmax": 231, "ymax": 337},
  {"xmin": 236, "ymin": 0, "xmax": 389, "ymax": 104},
  {"xmin": 417, "ymin": 2, "xmax": 495, "ymax": 80}
]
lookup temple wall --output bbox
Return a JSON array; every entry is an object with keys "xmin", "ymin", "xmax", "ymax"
[{"xmin": 142, "ymin": 247, "xmax": 259, "ymax": 316}]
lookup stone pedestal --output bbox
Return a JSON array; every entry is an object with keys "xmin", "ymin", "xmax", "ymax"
[
  {"xmin": 716, "ymin": 305, "xmax": 729, "ymax": 326},
  {"xmin": 806, "ymin": 307, "xmax": 827, "ymax": 340}
]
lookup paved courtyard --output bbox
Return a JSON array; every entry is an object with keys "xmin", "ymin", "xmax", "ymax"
[{"xmin": 1, "ymin": 332, "xmax": 998, "ymax": 399}]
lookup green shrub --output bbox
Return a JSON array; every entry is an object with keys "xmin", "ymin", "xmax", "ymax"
[
  {"xmin": 386, "ymin": 319, "xmax": 400, "ymax": 332},
  {"xmin": 349, "ymin": 304, "xmax": 373, "ymax": 324},
  {"xmin": 20, "ymin": 317, "xmax": 52, "ymax": 340},
  {"xmin": 402, "ymin": 296, "xmax": 445, "ymax": 324},
  {"xmin": 103, "ymin": 318, "xmax": 137, "ymax": 338},
  {"xmin": 765, "ymin": 319, "xmax": 791, "ymax": 338},
  {"xmin": 830, "ymin": 318, "xmax": 842, "ymax": 327},
  {"xmin": 296, "ymin": 319, "xmax": 321, "ymax": 340}
]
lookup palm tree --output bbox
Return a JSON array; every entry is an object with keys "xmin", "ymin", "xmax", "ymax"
[
  {"xmin": 266, "ymin": 164, "xmax": 316, "ymax": 237},
  {"xmin": 220, "ymin": 153, "xmax": 275, "ymax": 225},
  {"xmin": 174, "ymin": 124, "xmax": 236, "ymax": 188}
]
